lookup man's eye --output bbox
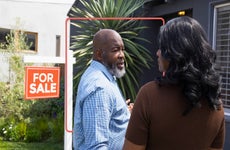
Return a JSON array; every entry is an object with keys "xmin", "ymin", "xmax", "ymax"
[
  {"xmin": 112, "ymin": 48, "xmax": 120, "ymax": 52},
  {"xmin": 111, "ymin": 47, "xmax": 124, "ymax": 52}
]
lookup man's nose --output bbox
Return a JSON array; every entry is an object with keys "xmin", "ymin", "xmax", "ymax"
[{"xmin": 118, "ymin": 50, "xmax": 125, "ymax": 58}]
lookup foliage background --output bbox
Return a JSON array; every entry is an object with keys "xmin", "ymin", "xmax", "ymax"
[{"xmin": 69, "ymin": 0, "xmax": 153, "ymax": 101}]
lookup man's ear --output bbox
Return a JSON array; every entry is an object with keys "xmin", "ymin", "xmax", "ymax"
[{"xmin": 96, "ymin": 49, "xmax": 103, "ymax": 61}]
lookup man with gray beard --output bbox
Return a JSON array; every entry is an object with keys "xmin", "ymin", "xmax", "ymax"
[{"xmin": 73, "ymin": 29, "xmax": 132, "ymax": 150}]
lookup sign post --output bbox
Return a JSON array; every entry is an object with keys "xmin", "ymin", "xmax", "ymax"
[{"xmin": 24, "ymin": 50, "xmax": 75, "ymax": 150}]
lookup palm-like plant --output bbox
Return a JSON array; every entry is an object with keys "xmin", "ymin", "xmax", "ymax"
[{"xmin": 69, "ymin": 0, "xmax": 152, "ymax": 101}]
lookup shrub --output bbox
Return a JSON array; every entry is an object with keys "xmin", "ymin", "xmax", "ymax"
[
  {"xmin": 25, "ymin": 128, "xmax": 42, "ymax": 142},
  {"xmin": 10, "ymin": 121, "xmax": 27, "ymax": 141},
  {"xmin": 25, "ymin": 116, "xmax": 51, "ymax": 142},
  {"xmin": 48, "ymin": 113, "xmax": 64, "ymax": 142},
  {"xmin": 0, "ymin": 118, "xmax": 28, "ymax": 141},
  {"xmin": 1, "ymin": 123, "xmax": 13, "ymax": 141}
]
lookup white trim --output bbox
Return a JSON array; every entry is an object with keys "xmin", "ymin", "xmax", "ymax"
[
  {"xmin": 0, "ymin": 0, "xmax": 75, "ymax": 4},
  {"xmin": 212, "ymin": 6, "xmax": 217, "ymax": 49},
  {"xmin": 24, "ymin": 56, "xmax": 65, "ymax": 63},
  {"xmin": 23, "ymin": 55, "xmax": 75, "ymax": 64},
  {"xmin": 214, "ymin": 2, "xmax": 230, "ymax": 9}
]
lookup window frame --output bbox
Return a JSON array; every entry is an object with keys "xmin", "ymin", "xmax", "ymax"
[
  {"xmin": 24, "ymin": 31, "xmax": 38, "ymax": 52},
  {"xmin": 0, "ymin": 27, "xmax": 38, "ymax": 52},
  {"xmin": 212, "ymin": 2, "xmax": 230, "ymax": 114}
]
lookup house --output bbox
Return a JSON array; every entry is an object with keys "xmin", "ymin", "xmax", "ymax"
[
  {"xmin": 0, "ymin": 0, "xmax": 75, "ymax": 82},
  {"xmin": 68, "ymin": 0, "xmax": 230, "ymax": 149}
]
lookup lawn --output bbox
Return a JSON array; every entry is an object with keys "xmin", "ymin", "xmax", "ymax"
[{"xmin": 0, "ymin": 141, "xmax": 63, "ymax": 150}]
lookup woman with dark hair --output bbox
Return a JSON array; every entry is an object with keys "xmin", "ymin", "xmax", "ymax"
[{"xmin": 123, "ymin": 16, "xmax": 225, "ymax": 150}]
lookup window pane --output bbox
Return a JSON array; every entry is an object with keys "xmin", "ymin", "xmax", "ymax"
[
  {"xmin": 25, "ymin": 32, "xmax": 37, "ymax": 51},
  {"xmin": 215, "ymin": 4, "xmax": 230, "ymax": 108},
  {"xmin": 0, "ymin": 28, "xmax": 37, "ymax": 52}
]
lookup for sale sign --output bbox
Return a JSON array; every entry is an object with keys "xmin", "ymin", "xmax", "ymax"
[{"xmin": 25, "ymin": 66, "xmax": 60, "ymax": 99}]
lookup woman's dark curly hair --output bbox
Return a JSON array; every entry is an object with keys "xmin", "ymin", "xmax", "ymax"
[{"xmin": 158, "ymin": 16, "xmax": 222, "ymax": 115}]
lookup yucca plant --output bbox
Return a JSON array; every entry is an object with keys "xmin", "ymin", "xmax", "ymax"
[{"xmin": 69, "ymin": 0, "xmax": 152, "ymax": 101}]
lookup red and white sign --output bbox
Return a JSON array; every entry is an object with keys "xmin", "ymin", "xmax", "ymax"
[{"xmin": 25, "ymin": 66, "xmax": 60, "ymax": 99}]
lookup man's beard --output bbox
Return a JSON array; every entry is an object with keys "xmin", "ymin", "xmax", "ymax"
[{"xmin": 104, "ymin": 62, "xmax": 126, "ymax": 78}]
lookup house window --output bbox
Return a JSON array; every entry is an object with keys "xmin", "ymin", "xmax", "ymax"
[
  {"xmin": 25, "ymin": 31, "xmax": 38, "ymax": 52},
  {"xmin": 0, "ymin": 28, "xmax": 10, "ymax": 47},
  {"xmin": 214, "ymin": 3, "xmax": 230, "ymax": 108},
  {"xmin": 0, "ymin": 28, "xmax": 38, "ymax": 52},
  {"xmin": 56, "ymin": 35, "xmax": 61, "ymax": 57}
]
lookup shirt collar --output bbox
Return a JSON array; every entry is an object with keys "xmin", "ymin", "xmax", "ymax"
[{"xmin": 90, "ymin": 60, "xmax": 116, "ymax": 82}]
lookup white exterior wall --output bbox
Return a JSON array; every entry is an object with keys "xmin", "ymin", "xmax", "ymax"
[
  {"xmin": 0, "ymin": 0, "xmax": 74, "ymax": 57},
  {"xmin": 0, "ymin": 0, "xmax": 74, "ymax": 82}
]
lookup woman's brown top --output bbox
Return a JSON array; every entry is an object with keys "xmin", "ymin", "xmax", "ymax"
[{"xmin": 125, "ymin": 81, "xmax": 225, "ymax": 150}]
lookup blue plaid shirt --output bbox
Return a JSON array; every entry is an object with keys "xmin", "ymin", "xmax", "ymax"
[{"xmin": 73, "ymin": 60, "xmax": 130, "ymax": 150}]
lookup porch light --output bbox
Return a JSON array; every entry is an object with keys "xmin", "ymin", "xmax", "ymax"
[{"xmin": 178, "ymin": 10, "xmax": 185, "ymax": 16}]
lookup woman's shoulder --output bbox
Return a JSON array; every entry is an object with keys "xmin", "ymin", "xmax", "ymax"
[
  {"xmin": 141, "ymin": 81, "xmax": 159, "ymax": 88},
  {"xmin": 140, "ymin": 80, "xmax": 181, "ymax": 96},
  {"xmin": 141, "ymin": 80, "xmax": 170, "ymax": 90},
  {"xmin": 137, "ymin": 81, "xmax": 161, "ymax": 96}
]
